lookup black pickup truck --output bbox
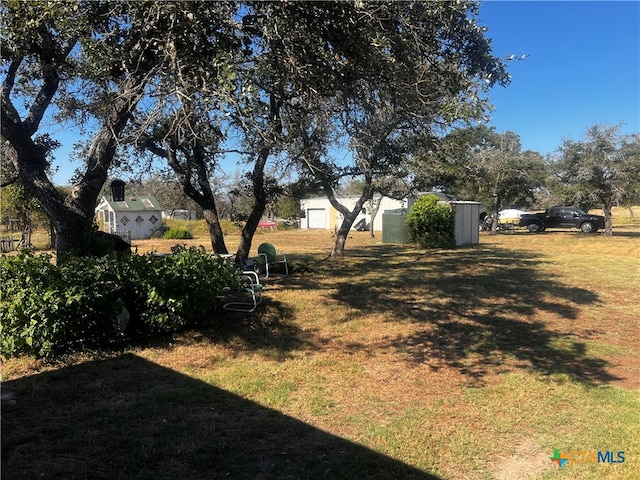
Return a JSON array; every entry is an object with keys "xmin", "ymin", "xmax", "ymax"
[{"xmin": 519, "ymin": 207, "xmax": 605, "ymax": 233}]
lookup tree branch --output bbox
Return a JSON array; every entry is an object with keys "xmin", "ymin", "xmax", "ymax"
[
  {"xmin": 1, "ymin": 59, "xmax": 24, "ymax": 126},
  {"xmin": 23, "ymin": 37, "xmax": 77, "ymax": 136}
]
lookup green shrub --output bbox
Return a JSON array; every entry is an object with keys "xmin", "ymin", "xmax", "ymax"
[
  {"xmin": 150, "ymin": 225, "xmax": 169, "ymax": 239},
  {"xmin": 276, "ymin": 220, "xmax": 297, "ymax": 230},
  {"xmin": 0, "ymin": 246, "xmax": 237, "ymax": 358},
  {"xmin": 406, "ymin": 194, "xmax": 456, "ymax": 249},
  {"xmin": 163, "ymin": 227, "xmax": 193, "ymax": 239},
  {"xmin": 0, "ymin": 250, "xmax": 124, "ymax": 358},
  {"xmin": 132, "ymin": 245, "xmax": 236, "ymax": 334}
]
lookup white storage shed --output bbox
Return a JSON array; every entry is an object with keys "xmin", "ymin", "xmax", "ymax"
[
  {"xmin": 449, "ymin": 201, "xmax": 481, "ymax": 246},
  {"xmin": 95, "ymin": 195, "xmax": 164, "ymax": 240}
]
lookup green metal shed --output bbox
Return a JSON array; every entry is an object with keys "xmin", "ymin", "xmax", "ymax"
[{"xmin": 382, "ymin": 208, "xmax": 409, "ymax": 244}]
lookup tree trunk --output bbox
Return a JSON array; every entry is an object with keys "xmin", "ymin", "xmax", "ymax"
[
  {"xmin": 54, "ymin": 212, "xmax": 90, "ymax": 255},
  {"xmin": 49, "ymin": 220, "xmax": 56, "ymax": 250},
  {"xmin": 2, "ymin": 133, "xmax": 89, "ymax": 255},
  {"xmin": 153, "ymin": 137, "xmax": 230, "ymax": 256},
  {"xmin": 489, "ymin": 194, "xmax": 500, "ymax": 235},
  {"xmin": 236, "ymin": 94, "xmax": 281, "ymax": 261},
  {"xmin": 604, "ymin": 203, "xmax": 613, "ymax": 236},
  {"xmin": 332, "ymin": 221, "xmax": 352, "ymax": 257},
  {"xmin": 203, "ymin": 208, "xmax": 228, "ymax": 255},
  {"xmin": 327, "ymin": 188, "xmax": 371, "ymax": 257},
  {"xmin": 236, "ymin": 147, "xmax": 268, "ymax": 260},
  {"xmin": 369, "ymin": 197, "xmax": 382, "ymax": 238},
  {"xmin": 3, "ymin": 71, "xmax": 148, "ymax": 258},
  {"xmin": 177, "ymin": 188, "xmax": 228, "ymax": 256},
  {"xmin": 196, "ymin": 160, "xmax": 228, "ymax": 255}
]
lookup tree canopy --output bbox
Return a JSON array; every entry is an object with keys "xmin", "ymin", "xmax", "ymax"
[
  {"xmin": 552, "ymin": 124, "xmax": 640, "ymax": 236},
  {"xmin": 277, "ymin": 1, "xmax": 510, "ymax": 254},
  {"xmin": 3, "ymin": 0, "xmax": 510, "ymax": 257},
  {"xmin": 2, "ymin": 1, "xmax": 178, "ymax": 255},
  {"xmin": 414, "ymin": 126, "xmax": 546, "ymax": 233}
]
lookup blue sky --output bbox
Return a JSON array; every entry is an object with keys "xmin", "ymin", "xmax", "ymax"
[
  {"xmin": 478, "ymin": 0, "xmax": 639, "ymax": 155},
  {"xmin": 49, "ymin": 1, "xmax": 639, "ymax": 185}
]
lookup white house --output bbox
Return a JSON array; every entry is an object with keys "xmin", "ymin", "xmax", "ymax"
[
  {"xmin": 300, "ymin": 195, "xmax": 415, "ymax": 231},
  {"xmin": 95, "ymin": 195, "xmax": 164, "ymax": 240}
]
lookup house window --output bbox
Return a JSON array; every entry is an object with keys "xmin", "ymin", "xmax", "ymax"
[
  {"xmin": 121, "ymin": 216, "xmax": 130, "ymax": 226},
  {"xmin": 135, "ymin": 216, "xmax": 145, "ymax": 225},
  {"xmin": 149, "ymin": 215, "xmax": 158, "ymax": 225}
]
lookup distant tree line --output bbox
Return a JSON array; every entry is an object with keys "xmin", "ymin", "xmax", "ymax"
[{"xmin": 414, "ymin": 124, "xmax": 640, "ymax": 235}]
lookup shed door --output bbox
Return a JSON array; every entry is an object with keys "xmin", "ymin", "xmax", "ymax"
[{"xmin": 307, "ymin": 208, "xmax": 326, "ymax": 229}]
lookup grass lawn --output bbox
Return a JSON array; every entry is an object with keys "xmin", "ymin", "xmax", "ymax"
[{"xmin": 2, "ymin": 220, "xmax": 639, "ymax": 479}]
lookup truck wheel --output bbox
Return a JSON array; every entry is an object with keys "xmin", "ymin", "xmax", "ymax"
[
  {"xmin": 580, "ymin": 222, "xmax": 596, "ymax": 233},
  {"xmin": 527, "ymin": 223, "xmax": 541, "ymax": 233}
]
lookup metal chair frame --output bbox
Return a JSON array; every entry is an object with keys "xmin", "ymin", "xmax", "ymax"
[
  {"xmin": 257, "ymin": 243, "xmax": 289, "ymax": 278},
  {"xmin": 223, "ymin": 270, "xmax": 263, "ymax": 312}
]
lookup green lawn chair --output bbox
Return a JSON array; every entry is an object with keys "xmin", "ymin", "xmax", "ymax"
[
  {"xmin": 257, "ymin": 242, "xmax": 288, "ymax": 278},
  {"xmin": 223, "ymin": 270, "xmax": 264, "ymax": 313}
]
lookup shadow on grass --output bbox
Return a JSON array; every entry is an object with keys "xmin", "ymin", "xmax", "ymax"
[
  {"xmin": 1, "ymin": 354, "xmax": 441, "ymax": 480},
  {"xmin": 205, "ymin": 297, "xmax": 313, "ymax": 360},
  {"xmin": 121, "ymin": 296, "xmax": 309, "ymax": 362},
  {"xmin": 609, "ymin": 230, "xmax": 640, "ymax": 238},
  {"xmin": 133, "ymin": 270, "xmax": 315, "ymax": 357},
  {"xmin": 322, "ymin": 243, "xmax": 617, "ymax": 385}
]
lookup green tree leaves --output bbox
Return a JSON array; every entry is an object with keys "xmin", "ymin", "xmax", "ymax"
[
  {"xmin": 406, "ymin": 194, "xmax": 456, "ymax": 249},
  {"xmin": 553, "ymin": 124, "xmax": 640, "ymax": 235}
]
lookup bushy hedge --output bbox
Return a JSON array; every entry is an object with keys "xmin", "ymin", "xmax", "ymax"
[
  {"xmin": 406, "ymin": 194, "xmax": 456, "ymax": 249},
  {"xmin": 163, "ymin": 227, "xmax": 193, "ymax": 239},
  {"xmin": 0, "ymin": 246, "xmax": 237, "ymax": 358}
]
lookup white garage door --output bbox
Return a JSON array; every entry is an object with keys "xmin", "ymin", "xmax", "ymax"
[{"xmin": 307, "ymin": 208, "xmax": 326, "ymax": 229}]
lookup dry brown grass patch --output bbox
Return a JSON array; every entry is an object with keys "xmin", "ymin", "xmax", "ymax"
[{"xmin": 3, "ymin": 225, "xmax": 639, "ymax": 479}]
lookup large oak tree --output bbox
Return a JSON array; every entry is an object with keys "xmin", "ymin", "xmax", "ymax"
[{"xmin": 1, "ymin": 1, "xmax": 174, "ymax": 257}]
